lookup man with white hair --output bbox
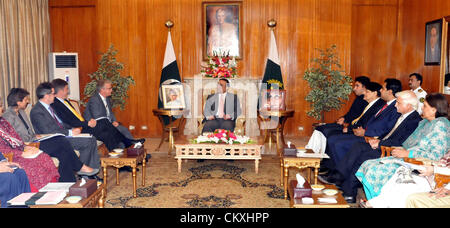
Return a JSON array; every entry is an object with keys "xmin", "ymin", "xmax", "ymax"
[{"xmin": 322, "ymin": 90, "xmax": 423, "ymax": 203}]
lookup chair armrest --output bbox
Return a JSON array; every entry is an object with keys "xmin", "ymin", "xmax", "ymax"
[
  {"xmin": 1, "ymin": 152, "xmax": 14, "ymax": 162},
  {"xmin": 380, "ymin": 146, "xmax": 393, "ymax": 157},
  {"xmin": 435, "ymin": 174, "xmax": 450, "ymax": 189}
]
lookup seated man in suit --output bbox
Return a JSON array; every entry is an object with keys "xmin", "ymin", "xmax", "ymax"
[
  {"xmin": 323, "ymin": 90, "xmax": 422, "ymax": 203},
  {"xmin": 325, "ymin": 79, "xmax": 403, "ymax": 167},
  {"xmin": 306, "ymin": 76, "xmax": 371, "ymax": 154},
  {"xmin": 30, "ymin": 82, "xmax": 100, "ymax": 177},
  {"xmin": 84, "ymin": 79, "xmax": 145, "ymax": 147},
  {"xmin": 50, "ymin": 79, "xmax": 139, "ymax": 152},
  {"xmin": 202, "ymin": 78, "xmax": 241, "ymax": 134},
  {"xmin": 3, "ymin": 88, "xmax": 97, "ymax": 182}
]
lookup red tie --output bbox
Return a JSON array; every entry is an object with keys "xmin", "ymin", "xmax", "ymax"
[{"xmin": 375, "ymin": 104, "xmax": 388, "ymax": 117}]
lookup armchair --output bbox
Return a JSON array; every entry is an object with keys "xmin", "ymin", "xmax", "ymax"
[
  {"xmin": 197, "ymin": 88, "xmax": 246, "ymax": 135},
  {"xmin": 1, "ymin": 152, "xmax": 13, "ymax": 162}
]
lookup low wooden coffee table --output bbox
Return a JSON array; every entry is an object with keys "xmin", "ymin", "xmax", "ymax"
[
  {"xmin": 174, "ymin": 136, "xmax": 263, "ymax": 173},
  {"xmin": 100, "ymin": 148, "xmax": 147, "ymax": 198},
  {"xmin": 30, "ymin": 183, "xmax": 106, "ymax": 208},
  {"xmin": 288, "ymin": 180, "xmax": 349, "ymax": 208}
]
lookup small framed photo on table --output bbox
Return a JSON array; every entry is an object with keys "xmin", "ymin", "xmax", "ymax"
[{"xmin": 162, "ymin": 84, "xmax": 186, "ymax": 109}]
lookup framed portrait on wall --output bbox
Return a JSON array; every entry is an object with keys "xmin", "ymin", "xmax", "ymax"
[
  {"xmin": 425, "ymin": 19, "xmax": 443, "ymax": 65},
  {"xmin": 202, "ymin": 1, "xmax": 243, "ymax": 60},
  {"xmin": 161, "ymin": 84, "xmax": 186, "ymax": 109}
]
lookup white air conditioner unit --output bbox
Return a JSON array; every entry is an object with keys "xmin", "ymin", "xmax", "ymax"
[{"xmin": 48, "ymin": 52, "xmax": 80, "ymax": 100}]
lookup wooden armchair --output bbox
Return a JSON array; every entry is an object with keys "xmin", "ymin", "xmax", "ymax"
[
  {"xmin": 380, "ymin": 146, "xmax": 393, "ymax": 157},
  {"xmin": 435, "ymin": 173, "xmax": 450, "ymax": 189},
  {"xmin": 197, "ymin": 88, "xmax": 246, "ymax": 135},
  {"xmin": 1, "ymin": 152, "xmax": 14, "ymax": 162}
]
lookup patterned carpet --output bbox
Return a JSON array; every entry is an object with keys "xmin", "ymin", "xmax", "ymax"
[{"xmin": 100, "ymin": 137, "xmax": 308, "ymax": 208}]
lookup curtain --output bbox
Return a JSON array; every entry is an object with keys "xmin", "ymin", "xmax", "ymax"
[{"xmin": 0, "ymin": 0, "xmax": 50, "ymax": 105}]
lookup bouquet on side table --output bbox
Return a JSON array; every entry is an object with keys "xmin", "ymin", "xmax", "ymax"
[
  {"xmin": 194, "ymin": 129, "xmax": 251, "ymax": 144},
  {"xmin": 201, "ymin": 51, "xmax": 237, "ymax": 78}
]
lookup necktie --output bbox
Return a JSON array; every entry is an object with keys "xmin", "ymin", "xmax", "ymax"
[
  {"xmin": 49, "ymin": 106, "xmax": 63, "ymax": 129},
  {"xmin": 217, "ymin": 94, "xmax": 225, "ymax": 118},
  {"xmin": 375, "ymin": 103, "xmax": 388, "ymax": 117},
  {"xmin": 382, "ymin": 115, "xmax": 404, "ymax": 140},
  {"xmin": 63, "ymin": 99, "xmax": 85, "ymax": 121},
  {"xmin": 351, "ymin": 104, "xmax": 370, "ymax": 125},
  {"xmin": 105, "ymin": 102, "xmax": 111, "ymax": 121}
]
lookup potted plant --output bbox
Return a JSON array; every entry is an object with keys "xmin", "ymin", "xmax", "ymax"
[
  {"xmin": 303, "ymin": 44, "xmax": 353, "ymax": 122},
  {"xmin": 82, "ymin": 44, "xmax": 135, "ymax": 110}
]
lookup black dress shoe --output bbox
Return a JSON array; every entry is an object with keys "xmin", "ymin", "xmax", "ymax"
[
  {"xmin": 131, "ymin": 138, "xmax": 146, "ymax": 144},
  {"xmin": 317, "ymin": 174, "xmax": 336, "ymax": 185},
  {"xmin": 344, "ymin": 196, "xmax": 356, "ymax": 204},
  {"xmin": 88, "ymin": 175, "xmax": 104, "ymax": 183},
  {"xmin": 119, "ymin": 166, "xmax": 139, "ymax": 173}
]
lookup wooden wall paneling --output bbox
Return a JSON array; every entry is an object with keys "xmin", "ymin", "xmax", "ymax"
[
  {"xmin": 398, "ymin": 0, "xmax": 450, "ymax": 94},
  {"xmin": 49, "ymin": 1, "xmax": 97, "ymax": 108},
  {"xmin": 50, "ymin": 0, "xmax": 358, "ymax": 137}
]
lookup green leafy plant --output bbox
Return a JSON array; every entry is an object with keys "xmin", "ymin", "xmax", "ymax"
[
  {"xmin": 82, "ymin": 44, "xmax": 135, "ymax": 110},
  {"xmin": 303, "ymin": 45, "xmax": 353, "ymax": 121}
]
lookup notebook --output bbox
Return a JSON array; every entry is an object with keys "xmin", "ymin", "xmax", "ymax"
[
  {"xmin": 35, "ymin": 191, "xmax": 67, "ymax": 205},
  {"xmin": 7, "ymin": 193, "xmax": 36, "ymax": 206}
]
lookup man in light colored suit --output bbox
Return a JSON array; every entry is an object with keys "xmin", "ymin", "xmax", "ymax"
[
  {"xmin": 30, "ymin": 82, "xmax": 100, "ymax": 174},
  {"xmin": 202, "ymin": 78, "xmax": 241, "ymax": 133}
]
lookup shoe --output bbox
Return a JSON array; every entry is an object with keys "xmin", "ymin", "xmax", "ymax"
[
  {"xmin": 119, "ymin": 166, "xmax": 139, "ymax": 173},
  {"xmin": 344, "ymin": 196, "xmax": 356, "ymax": 204},
  {"xmin": 77, "ymin": 168, "xmax": 99, "ymax": 176},
  {"xmin": 131, "ymin": 138, "xmax": 146, "ymax": 144},
  {"xmin": 80, "ymin": 175, "xmax": 104, "ymax": 183},
  {"xmin": 145, "ymin": 154, "xmax": 151, "ymax": 162},
  {"xmin": 317, "ymin": 174, "xmax": 336, "ymax": 185}
]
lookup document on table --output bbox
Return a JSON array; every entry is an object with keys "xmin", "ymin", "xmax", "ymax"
[{"xmin": 39, "ymin": 182, "xmax": 75, "ymax": 193}]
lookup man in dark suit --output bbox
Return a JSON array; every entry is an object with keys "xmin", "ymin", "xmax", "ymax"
[
  {"xmin": 315, "ymin": 82, "xmax": 386, "ymax": 171},
  {"xmin": 84, "ymin": 79, "xmax": 145, "ymax": 148},
  {"xmin": 325, "ymin": 79, "xmax": 403, "ymax": 166},
  {"xmin": 50, "ymin": 79, "xmax": 137, "ymax": 152},
  {"xmin": 325, "ymin": 90, "xmax": 422, "ymax": 203},
  {"xmin": 314, "ymin": 76, "xmax": 370, "ymax": 138},
  {"xmin": 30, "ymin": 82, "xmax": 101, "ymax": 174},
  {"xmin": 202, "ymin": 78, "xmax": 241, "ymax": 133}
]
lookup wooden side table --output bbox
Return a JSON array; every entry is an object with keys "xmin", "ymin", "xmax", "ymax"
[
  {"xmin": 30, "ymin": 183, "xmax": 106, "ymax": 208},
  {"xmin": 281, "ymin": 154, "xmax": 321, "ymax": 199},
  {"xmin": 153, "ymin": 109, "xmax": 187, "ymax": 155},
  {"xmin": 100, "ymin": 149, "xmax": 147, "ymax": 198},
  {"xmin": 258, "ymin": 109, "xmax": 294, "ymax": 155},
  {"xmin": 288, "ymin": 180, "xmax": 349, "ymax": 208}
]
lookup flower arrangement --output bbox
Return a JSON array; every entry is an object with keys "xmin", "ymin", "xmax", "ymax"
[
  {"xmin": 201, "ymin": 51, "xmax": 237, "ymax": 78},
  {"xmin": 194, "ymin": 129, "xmax": 251, "ymax": 144}
]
